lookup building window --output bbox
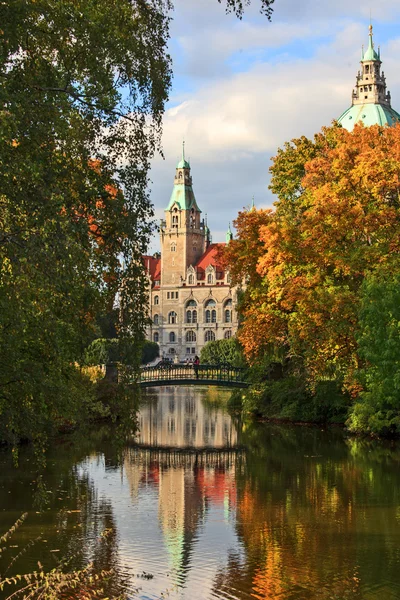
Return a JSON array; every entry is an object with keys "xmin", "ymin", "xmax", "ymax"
[
  {"xmin": 154, "ymin": 332, "xmax": 159, "ymax": 343},
  {"xmin": 153, "ymin": 314, "xmax": 159, "ymax": 325},
  {"xmin": 186, "ymin": 330, "xmax": 196, "ymax": 342},
  {"xmin": 186, "ymin": 299, "xmax": 197, "ymax": 324},
  {"xmin": 205, "ymin": 330, "xmax": 215, "ymax": 342},
  {"xmin": 207, "ymin": 273, "xmax": 213, "ymax": 284},
  {"xmin": 186, "ymin": 347, "xmax": 191, "ymax": 354},
  {"xmin": 224, "ymin": 299, "xmax": 232, "ymax": 323},
  {"xmin": 168, "ymin": 311, "xmax": 177, "ymax": 324},
  {"xmin": 154, "ymin": 295, "xmax": 159, "ymax": 305},
  {"xmin": 205, "ymin": 299, "xmax": 216, "ymax": 323},
  {"xmin": 224, "ymin": 330, "xmax": 232, "ymax": 339},
  {"xmin": 169, "ymin": 331, "xmax": 176, "ymax": 343},
  {"xmin": 188, "ymin": 274, "xmax": 194, "ymax": 285},
  {"xmin": 167, "ymin": 292, "xmax": 170, "ymax": 299},
  {"xmin": 171, "ymin": 244, "xmax": 176, "ymax": 252},
  {"xmin": 168, "ymin": 348, "xmax": 175, "ymax": 354},
  {"xmin": 191, "ymin": 347, "xmax": 196, "ymax": 354}
]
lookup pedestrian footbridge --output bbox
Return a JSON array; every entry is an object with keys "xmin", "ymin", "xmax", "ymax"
[{"xmin": 139, "ymin": 363, "xmax": 248, "ymax": 388}]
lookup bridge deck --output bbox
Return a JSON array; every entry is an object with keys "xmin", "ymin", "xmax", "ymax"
[{"xmin": 139, "ymin": 363, "xmax": 248, "ymax": 388}]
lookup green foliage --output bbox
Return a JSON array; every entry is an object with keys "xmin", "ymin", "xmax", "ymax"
[
  {"xmin": 348, "ymin": 270, "xmax": 400, "ymax": 436},
  {"xmin": 220, "ymin": 0, "xmax": 275, "ymax": 19},
  {"xmin": 141, "ymin": 341, "xmax": 160, "ymax": 364},
  {"xmin": 200, "ymin": 337, "xmax": 246, "ymax": 367},
  {"xmin": 0, "ymin": 0, "xmax": 171, "ymax": 444},
  {"xmin": 84, "ymin": 338, "xmax": 158, "ymax": 366},
  {"xmin": 241, "ymin": 375, "xmax": 349, "ymax": 424}
]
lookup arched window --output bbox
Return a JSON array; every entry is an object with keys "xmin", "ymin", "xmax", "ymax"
[
  {"xmin": 205, "ymin": 330, "xmax": 215, "ymax": 342},
  {"xmin": 186, "ymin": 330, "xmax": 196, "ymax": 342},
  {"xmin": 168, "ymin": 311, "xmax": 177, "ymax": 324},
  {"xmin": 224, "ymin": 299, "xmax": 232, "ymax": 323},
  {"xmin": 154, "ymin": 332, "xmax": 159, "ymax": 343},
  {"xmin": 169, "ymin": 331, "xmax": 175, "ymax": 343},
  {"xmin": 186, "ymin": 300, "xmax": 197, "ymax": 323},
  {"xmin": 224, "ymin": 330, "xmax": 232, "ymax": 339},
  {"xmin": 154, "ymin": 295, "xmax": 159, "ymax": 305},
  {"xmin": 153, "ymin": 314, "xmax": 159, "ymax": 325},
  {"xmin": 171, "ymin": 243, "xmax": 176, "ymax": 252},
  {"xmin": 207, "ymin": 273, "xmax": 213, "ymax": 284},
  {"xmin": 205, "ymin": 299, "xmax": 216, "ymax": 308},
  {"xmin": 204, "ymin": 299, "xmax": 216, "ymax": 323},
  {"xmin": 188, "ymin": 274, "xmax": 194, "ymax": 285}
]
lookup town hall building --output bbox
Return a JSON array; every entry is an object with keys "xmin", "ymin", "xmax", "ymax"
[
  {"xmin": 143, "ymin": 25, "xmax": 399, "ymax": 362},
  {"xmin": 143, "ymin": 145, "xmax": 238, "ymax": 361}
]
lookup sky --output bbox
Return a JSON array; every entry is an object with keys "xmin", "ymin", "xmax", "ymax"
[{"xmin": 148, "ymin": 0, "xmax": 400, "ymax": 252}]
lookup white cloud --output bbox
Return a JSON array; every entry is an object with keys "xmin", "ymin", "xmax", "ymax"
[{"xmin": 148, "ymin": 2, "xmax": 400, "ymax": 253}]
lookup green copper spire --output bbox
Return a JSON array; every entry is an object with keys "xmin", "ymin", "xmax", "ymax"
[
  {"xmin": 362, "ymin": 24, "xmax": 380, "ymax": 62},
  {"xmin": 177, "ymin": 140, "xmax": 190, "ymax": 169},
  {"xmin": 167, "ymin": 144, "xmax": 200, "ymax": 211},
  {"xmin": 226, "ymin": 223, "xmax": 233, "ymax": 244}
]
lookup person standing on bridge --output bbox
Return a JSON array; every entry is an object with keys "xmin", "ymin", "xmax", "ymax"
[{"xmin": 193, "ymin": 355, "xmax": 200, "ymax": 379}]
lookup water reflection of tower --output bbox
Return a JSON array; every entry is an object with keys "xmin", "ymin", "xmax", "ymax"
[
  {"xmin": 136, "ymin": 387, "xmax": 238, "ymax": 448},
  {"xmin": 158, "ymin": 466, "xmax": 205, "ymax": 575}
]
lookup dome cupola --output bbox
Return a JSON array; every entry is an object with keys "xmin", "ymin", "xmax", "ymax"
[{"xmin": 338, "ymin": 25, "xmax": 400, "ymax": 130}]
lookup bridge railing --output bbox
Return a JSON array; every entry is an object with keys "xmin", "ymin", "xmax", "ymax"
[{"xmin": 140, "ymin": 362, "xmax": 246, "ymax": 384}]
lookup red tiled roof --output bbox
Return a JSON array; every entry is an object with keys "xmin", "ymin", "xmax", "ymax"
[
  {"xmin": 143, "ymin": 255, "xmax": 161, "ymax": 282},
  {"xmin": 196, "ymin": 243, "xmax": 225, "ymax": 270},
  {"xmin": 195, "ymin": 243, "xmax": 225, "ymax": 278}
]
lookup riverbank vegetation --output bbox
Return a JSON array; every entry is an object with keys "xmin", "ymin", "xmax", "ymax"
[
  {"xmin": 223, "ymin": 123, "xmax": 400, "ymax": 436},
  {"xmin": 0, "ymin": 0, "xmax": 172, "ymax": 446}
]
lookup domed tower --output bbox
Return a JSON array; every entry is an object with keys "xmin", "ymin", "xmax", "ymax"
[
  {"xmin": 160, "ymin": 143, "xmax": 207, "ymax": 285},
  {"xmin": 338, "ymin": 25, "xmax": 400, "ymax": 130}
]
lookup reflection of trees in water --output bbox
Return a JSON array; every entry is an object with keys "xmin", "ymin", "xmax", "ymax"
[
  {"xmin": 0, "ymin": 427, "xmax": 129, "ymax": 598},
  {"xmin": 211, "ymin": 423, "xmax": 400, "ymax": 600}
]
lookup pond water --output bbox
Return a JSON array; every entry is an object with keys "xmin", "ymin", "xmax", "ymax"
[{"xmin": 1, "ymin": 385, "xmax": 400, "ymax": 599}]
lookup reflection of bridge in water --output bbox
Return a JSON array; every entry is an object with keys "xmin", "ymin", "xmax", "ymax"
[
  {"xmin": 125, "ymin": 446, "xmax": 245, "ymax": 469},
  {"xmin": 139, "ymin": 363, "xmax": 248, "ymax": 388}
]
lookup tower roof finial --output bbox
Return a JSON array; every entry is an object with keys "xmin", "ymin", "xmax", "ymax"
[
  {"xmin": 362, "ymin": 23, "xmax": 380, "ymax": 62},
  {"xmin": 176, "ymin": 140, "xmax": 190, "ymax": 169}
]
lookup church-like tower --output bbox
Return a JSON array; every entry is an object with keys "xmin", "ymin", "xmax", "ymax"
[
  {"xmin": 338, "ymin": 25, "xmax": 400, "ymax": 130},
  {"xmin": 160, "ymin": 144, "xmax": 207, "ymax": 286}
]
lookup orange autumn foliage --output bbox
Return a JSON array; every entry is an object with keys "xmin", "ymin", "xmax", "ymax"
[{"xmin": 224, "ymin": 123, "xmax": 400, "ymax": 385}]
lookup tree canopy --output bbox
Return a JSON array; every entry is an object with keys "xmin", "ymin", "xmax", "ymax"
[
  {"xmin": 224, "ymin": 123, "xmax": 400, "ymax": 434},
  {"xmin": 0, "ymin": 0, "xmax": 171, "ymax": 443}
]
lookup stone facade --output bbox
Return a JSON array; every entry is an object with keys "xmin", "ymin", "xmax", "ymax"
[{"xmin": 144, "ymin": 149, "xmax": 238, "ymax": 361}]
